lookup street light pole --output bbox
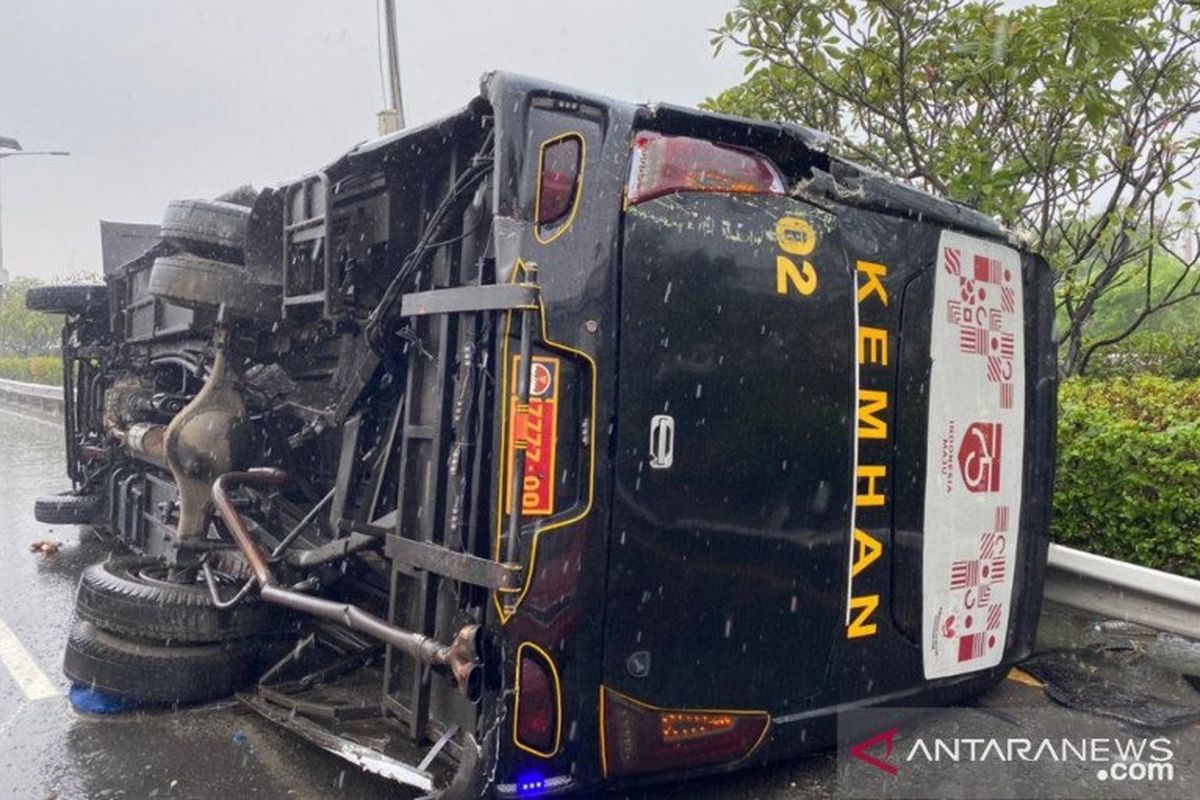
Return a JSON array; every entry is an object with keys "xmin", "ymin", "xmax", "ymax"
[
  {"xmin": 377, "ymin": 0, "xmax": 406, "ymax": 135},
  {"xmin": 0, "ymin": 139, "xmax": 71, "ymax": 282}
]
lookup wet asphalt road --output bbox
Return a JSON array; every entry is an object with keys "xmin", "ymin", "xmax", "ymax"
[
  {"xmin": 0, "ymin": 405, "xmax": 1196, "ymax": 799},
  {"xmin": 0, "ymin": 407, "xmax": 402, "ymax": 799}
]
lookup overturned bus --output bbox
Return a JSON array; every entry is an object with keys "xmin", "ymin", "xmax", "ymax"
[{"xmin": 26, "ymin": 72, "xmax": 1056, "ymax": 797}]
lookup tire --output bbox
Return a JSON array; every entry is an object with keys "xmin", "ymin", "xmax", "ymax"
[
  {"xmin": 214, "ymin": 184, "xmax": 259, "ymax": 208},
  {"xmin": 63, "ymin": 620, "xmax": 269, "ymax": 704},
  {"xmin": 25, "ymin": 284, "xmax": 107, "ymax": 315},
  {"xmin": 34, "ymin": 492, "xmax": 102, "ymax": 525},
  {"xmin": 149, "ymin": 253, "xmax": 280, "ymax": 320},
  {"xmin": 161, "ymin": 199, "xmax": 250, "ymax": 262},
  {"xmin": 75, "ymin": 555, "xmax": 290, "ymax": 643}
]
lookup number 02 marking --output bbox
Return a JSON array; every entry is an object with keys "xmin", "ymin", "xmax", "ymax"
[{"xmin": 775, "ymin": 216, "xmax": 818, "ymax": 297}]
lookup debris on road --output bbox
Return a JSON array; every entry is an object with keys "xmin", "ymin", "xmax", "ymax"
[{"xmin": 1022, "ymin": 643, "xmax": 1200, "ymax": 728}]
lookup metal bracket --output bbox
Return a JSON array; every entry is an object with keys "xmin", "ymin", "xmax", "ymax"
[
  {"xmin": 399, "ymin": 283, "xmax": 538, "ymax": 317},
  {"xmin": 365, "ymin": 523, "xmax": 521, "ymax": 591}
]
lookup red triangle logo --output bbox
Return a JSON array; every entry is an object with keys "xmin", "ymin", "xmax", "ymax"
[{"xmin": 849, "ymin": 727, "xmax": 899, "ymax": 775}]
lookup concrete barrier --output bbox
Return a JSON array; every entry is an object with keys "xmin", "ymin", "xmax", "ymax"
[{"xmin": 0, "ymin": 377, "xmax": 64, "ymax": 421}]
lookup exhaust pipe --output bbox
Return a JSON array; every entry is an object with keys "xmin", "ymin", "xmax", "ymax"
[{"xmin": 212, "ymin": 468, "xmax": 483, "ymax": 701}]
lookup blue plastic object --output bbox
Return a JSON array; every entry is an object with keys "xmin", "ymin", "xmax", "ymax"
[{"xmin": 68, "ymin": 684, "xmax": 144, "ymax": 714}]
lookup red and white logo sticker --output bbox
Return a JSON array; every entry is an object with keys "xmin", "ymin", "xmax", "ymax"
[
  {"xmin": 923, "ymin": 231, "xmax": 1024, "ymax": 680},
  {"xmin": 957, "ymin": 422, "xmax": 1003, "ymax": 493},
  {"xmin": 530, "ymin": 362, "xmax": 553, "ymax": 398}
]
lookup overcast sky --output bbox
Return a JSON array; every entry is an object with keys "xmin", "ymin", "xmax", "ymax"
[{"xmin": 0, "ymin": 0, "xmax": 746, "ymax": 280}]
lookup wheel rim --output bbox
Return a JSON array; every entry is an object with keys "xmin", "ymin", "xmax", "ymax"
[{"xmin": 125, "ymin": 562, "xmax": 240, "ymax": 594}]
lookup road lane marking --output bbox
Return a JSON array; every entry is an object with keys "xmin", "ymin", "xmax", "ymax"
[{"xmin": 0, "ymin": 615, "xmax": 59, "ymax": 701}]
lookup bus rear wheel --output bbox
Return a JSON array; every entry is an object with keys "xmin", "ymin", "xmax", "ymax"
[
  {"xmin": 75, "ymin": 555, "xmax": 291, "ymax": 643},
  {"xmin": 63, "ymin": 620, "xmax": 271, "ymax": 705}
]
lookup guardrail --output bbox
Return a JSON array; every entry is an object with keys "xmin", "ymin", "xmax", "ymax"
[
  {"xmin": 0, "ymin": 377, "xmax": 64, "ymax": 420},
  {"xmin": 1045, "ymin": 543, "xmax": 1200, "ymax": 640}
]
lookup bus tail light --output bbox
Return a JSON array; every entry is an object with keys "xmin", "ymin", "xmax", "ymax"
[
  {"xmin": 600, "ymin": 687, "xmax": 770, "ymax": 778},
  {"xmin": 536, "ymin": 134, "xmax": 583, "ymax": 235},
  {"xmin": 626, "ymin": 132, "xmax": 786, "ymax": 206},
  {"xmin": 514, "ymin": 645, "xmax": 561, "ymax": 757}
]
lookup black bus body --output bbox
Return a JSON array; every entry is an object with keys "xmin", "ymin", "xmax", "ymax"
[{"xmin": 29, "ymin": 72, "xmax": 1056, "ymax": 797}]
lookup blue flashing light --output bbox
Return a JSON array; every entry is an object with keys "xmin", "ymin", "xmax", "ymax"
[{"xmin": 515, "ymin": 770, "xmax": 546, "ymax": 796}]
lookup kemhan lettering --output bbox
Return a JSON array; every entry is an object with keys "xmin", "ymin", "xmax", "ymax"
[
  {"xmin": 850, "ymin": 529, "xmax": 883, "ymax": 577},
  {"xmin": 858, "ymin": 390, "xmax": 888, "ymax": 439},
  {"xmin": 858, "ymin": 326, "xmax": 888, "ymax": 366},
  {"xmin": 856, "ymin": 260, "xmax": 888, "ymax": 305},
  {"xmin": 856, "ymin": 465, "xmax": 887, "ymax": 506},
  {"xmin": 846, "ymin": 594, "xmax": 879, "ymax": 638},
  {"xmin": 846, "ymin": 259, "xmax": 891, "ymax": 639}
]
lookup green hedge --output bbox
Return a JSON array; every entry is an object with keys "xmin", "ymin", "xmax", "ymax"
[
  {"xmin": 1054, "ymin": 376, "xmax": 1200, "ymax": 578},
  {"xmin": 0, "ymin": 356, "xmax": 62, "ymax": 385}
]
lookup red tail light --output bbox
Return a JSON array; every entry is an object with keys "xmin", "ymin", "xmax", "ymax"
[
  {"xmin": 536, "ymin": 134, "xmax": 583, "ymax": 238},
  {"xmin": 626, "ymin": 132, "xmax": 786, "ymax": 205},
  {"xmin": 514, "ymin": 644, "xmax": 561, "ymax": 757},
  {"xmin": 600, "ymin": 687, "xmax": 770, "ymax": 778}
]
